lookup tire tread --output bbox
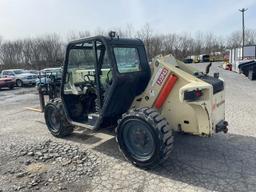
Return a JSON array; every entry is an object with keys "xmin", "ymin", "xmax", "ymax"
[
  {"xmin": 116, "ymin": 107, "xmax": 174, "ymax": 168},
  {"xmin": 44, "ymin": 98, "xmax": 74, "ymax": 138}
]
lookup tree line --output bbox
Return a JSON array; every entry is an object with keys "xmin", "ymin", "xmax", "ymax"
[{"xmin": 0, "ymin": 24, "xmax": 256, "ymax": 70}]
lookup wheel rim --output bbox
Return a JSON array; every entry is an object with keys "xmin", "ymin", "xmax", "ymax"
[
  {"xmin": 122, "ymin": 119, "xmax": 155, "ymax": 161},
  {"xmin": 47, "ymin": 107, "xmax": 61, "ymax": 133},
  {"xmin": 17, "ymin": 80, "xmax": 22, "ymax": 87}
]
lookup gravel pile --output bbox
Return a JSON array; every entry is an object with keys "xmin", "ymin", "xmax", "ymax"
[{"xmin": 2, "ymin": 140, "xmax": 100, "ymax": 191}]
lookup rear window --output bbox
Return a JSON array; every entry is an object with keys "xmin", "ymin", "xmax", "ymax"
[{"xmin": 114, "ymin": 47, "xmax": 141, "ymax": 73}]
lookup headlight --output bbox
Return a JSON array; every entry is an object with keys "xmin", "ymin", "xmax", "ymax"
[{"xmin": 184, "ymin": 89, "xmax": 203, "ymax": 101}]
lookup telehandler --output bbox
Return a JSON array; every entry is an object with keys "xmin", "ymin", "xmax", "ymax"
[{"xmin": 44, "ymin": 32, "xmax": 228, "ymax": 168}]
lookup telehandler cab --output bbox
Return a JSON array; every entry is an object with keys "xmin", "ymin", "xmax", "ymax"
[{"xmin": 44, "ymin": 32, "xmax": 228, "ymax": 168}]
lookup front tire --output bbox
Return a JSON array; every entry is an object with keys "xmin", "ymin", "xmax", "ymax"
[
  {"xmin": 16, "ymin": 79, "xmax": 23, "ymax": 87},
  {"xmin": 44, "ymin": 99, "xmax": 74, "ymax": 138},
  {"xmin": 116, "ymin": 107, "xmax": 174, "ymax": 168}
]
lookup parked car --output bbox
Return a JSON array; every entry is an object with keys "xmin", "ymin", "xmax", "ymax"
[
  {"xmin": 0, "ymin": 77, "xmax": 16, "ymax": 90},
  {"xmin": 191, "ymin": 55, "xmax": 200, "ymax": 63},
  {"xmin": 183, "ymin": 58, "xmax": 193, "ymax": 64},
  {"xmin": 199, "ymin": 54, "xmax": 210, "ymax": 62},
  {"xmin": 26, "ymin": 70, "xmax": 40, "ymax": 76},
  {"xmin": 0, "ymin": 69, "xmax": 37, "ymax": 87},
  {"xmin": 36, "ymin": 68, "xmax": 62, "ymax": 86}
]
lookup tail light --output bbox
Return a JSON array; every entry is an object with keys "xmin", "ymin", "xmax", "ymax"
[{"xmin": 184, "ymin": 89, "xmax": 203, "ymax": 101}]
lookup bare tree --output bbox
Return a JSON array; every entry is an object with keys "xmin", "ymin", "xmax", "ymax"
[
  {"xmin": 136, "ymin": 23, "xmax": 154, "ymax": 59},
  {"xmin": 0, "ymin": 40, "xmax": 24, "ymax": 68},
  {"xmin": 0, "ymin": 36, "xmax": 2, "ymax": 66},
  {"xmin": 227, "ymin": 29, "xmax": 256, "ymax": 48},
  {"xmin": 245, "ymin": 29, "xmax": 256, "ymax": 45},
  {"xmin": 94, "ymin": 28, "xmax": 107, "ymax": 36},
  {"xmin": 66, "ymin": 31, "xmax": 91, "ymax": 42},
  {"xmin": 0, "ymin": 26, "xmax": 256, "ymax": 70},
  {"xmin": 226, "ymin": 31, "xmax": 242, "ymax": 48},
  {"xmin": 162, "ymin": 34, "xmax": 178, "ymax": 55}
]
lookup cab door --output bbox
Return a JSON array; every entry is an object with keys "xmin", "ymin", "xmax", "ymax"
[
  {"xmin": 100, "ymin": 45, "xmax": 150, "ymax": 121},
  {"xmin": 62, "ymin": 40, "xmax": 98, "ymax": 125}
]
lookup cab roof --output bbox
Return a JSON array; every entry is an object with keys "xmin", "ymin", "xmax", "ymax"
[{"xmin": 68, "ymin": 36, "xmax": 144, "ymax": 47}]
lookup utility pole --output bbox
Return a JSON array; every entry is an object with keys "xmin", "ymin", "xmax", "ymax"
[{"xmin": 239, "ymin": 8, "xmax": 248, "ymax": 59}]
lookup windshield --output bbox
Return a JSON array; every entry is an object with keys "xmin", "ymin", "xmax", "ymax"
[
  {"xmin": 13, "ymin": 70, "xmax": 25, "ymax": 74},
  {"xmin": 68, "ymin": 42, "xmax": 95, "ymax": 70}
]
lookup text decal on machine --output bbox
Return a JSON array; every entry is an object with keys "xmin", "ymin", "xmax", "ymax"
[{"xmin": 156, "ymin": 68, "xmax": 168, "ymax": 85}]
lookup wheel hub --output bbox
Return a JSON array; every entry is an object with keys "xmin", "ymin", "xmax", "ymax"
[
  {"xmin": 47, "ymin": 107, "xmax": 60, "ymax": 132},
  {"xmin": 123, "ymin": 120, "xmax": 155, "ymax": 161}
]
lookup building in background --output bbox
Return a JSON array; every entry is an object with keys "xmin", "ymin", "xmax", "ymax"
[{"xmin": 229, "ymin": 45, "xmax": 256, "ymax": 72}]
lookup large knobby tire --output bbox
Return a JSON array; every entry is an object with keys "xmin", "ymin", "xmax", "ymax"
[
  {"xmin": 116, "ymin": 107, "xmax": 174, "ymax": 168},
  {"xmin": 44, "ymin": 99, "xmax": 74, "ymax": 138}
]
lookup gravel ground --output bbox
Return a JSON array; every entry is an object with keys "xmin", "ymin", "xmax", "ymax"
[{"xmin": 1, "ymin": 62, "xmax": 256, "ymax": 192}]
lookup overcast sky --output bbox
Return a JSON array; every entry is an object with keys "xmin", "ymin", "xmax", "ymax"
[{"xmin": 0, "ymin": 0, "xmax": 255, "ymax": 40}]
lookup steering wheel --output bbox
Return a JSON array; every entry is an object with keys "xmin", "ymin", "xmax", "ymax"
[{"xmin": 83, "ymin": 74, "xmax": 95, "ymax": 87}]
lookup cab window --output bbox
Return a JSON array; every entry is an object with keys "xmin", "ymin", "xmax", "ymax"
[
  {"xmin": 68, "ymin": 42, "xmax": 95, "ymax": 70},
  {"xmin": 114, "ymin": 47, "xmax": 140, "ymax": 73},
  {"xmin": 65, "ymin": 41, "xmax": 97, "ymax": 95}
]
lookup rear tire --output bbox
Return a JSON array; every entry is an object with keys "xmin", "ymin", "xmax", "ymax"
[
  {"xmin": 44, "ymin": 99, "xmax": 74, "ymax": 138},
  {"xmin": 16, "ymin": 79, "xmax": 23, "ymax": 87},
  {"xmin": 116, "ymin": 107, "xmax": 174, "ymax": 168}
]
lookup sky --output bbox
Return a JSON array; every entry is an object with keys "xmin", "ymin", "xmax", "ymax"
[{"xmin": 0, "ymin": 0, "xmax": 255, "ymax": 40}]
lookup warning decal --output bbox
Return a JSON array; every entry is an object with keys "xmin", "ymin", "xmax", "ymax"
[{"xmin": 156, "ymin": 68, "xmax": 168, "ymax": 85}]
